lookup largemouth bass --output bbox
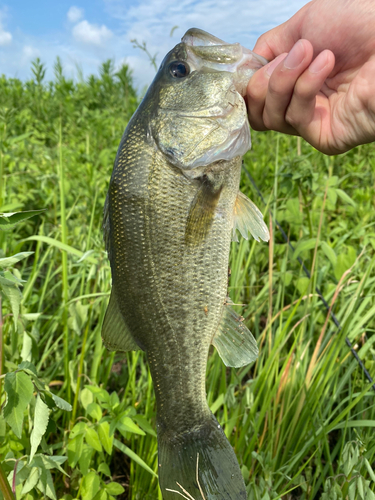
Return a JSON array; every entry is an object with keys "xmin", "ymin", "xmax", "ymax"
[{"xmin": 103, "ymin": 28, "xmax": 269, "ymax": 499}]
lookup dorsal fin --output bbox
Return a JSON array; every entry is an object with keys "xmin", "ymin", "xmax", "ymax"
[
  {"xmin": 212, "ymin": 303, "xmax": 258, "ymax": 367},
  {"xmin": 102, "ymin": 290, "xmax": 141, "ymax": 352},
  {"xmin": 232, "ymin": 191, "xmax": 269, "ymax": 242}
]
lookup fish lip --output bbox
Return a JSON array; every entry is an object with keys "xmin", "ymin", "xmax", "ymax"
[
  {"xmin": 182, "ymin": 28, "xmax": 226, "ymax": 47},
  {"xmin": 181, "ymin": 28, "xmax": 267, "ymax": 96}
]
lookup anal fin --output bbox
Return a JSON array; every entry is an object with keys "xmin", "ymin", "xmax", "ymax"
[
  {"xmin": 212, "ymin": 304, "xmax": 258, "ymax": 367},
  {"xmin": 102, "ymin": 290, "xmax": 141, "ymax": 352},
  {"xmin": 232, "ymin": 191, "xmax": 270, "ymax": 242}
]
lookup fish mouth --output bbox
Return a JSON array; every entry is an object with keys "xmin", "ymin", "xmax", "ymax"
[{"xmin": 181, "ymin": 28, "xmax": 267, "ymax": 96}]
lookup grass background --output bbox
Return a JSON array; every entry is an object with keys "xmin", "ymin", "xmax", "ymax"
[{"xmin": 0, "ymin": 57, "xmax": 375, "ymax": 500}]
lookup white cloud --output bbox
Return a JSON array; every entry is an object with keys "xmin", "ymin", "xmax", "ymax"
[
  {"xmin": 105, "ymin": 0, "xmax": 309, "ymax": 89},
  {"xmin": 67, "ymin": 6, "xmax": 84, "ymax": 23},
  {"xmin": 0, "ymin": 28, "xmax": 11, "ymax": 45},
  {"xmin": 0, "ymin": 9, "xmax": 12, "ymax": 46},
  {"xmin": 22, "ymin": 45, "xmax": 40, "ymax": 59},
  {"xmin": 72, "ymin": 20, "xmax": 113, "ymax": 46}
]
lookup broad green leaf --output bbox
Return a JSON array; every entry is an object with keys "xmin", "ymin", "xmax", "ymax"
[
  {"xmin": 85, "ymin": 385, "xmax": 110, "ymax": 403},
  {"xmin": 18, "ymin": 361, "xmax": 38, "ymax": 377},
  {"xmin": 51, "ymin": 393, "xmax": 72, "ymax": 411},
  {"xmin": 92, "ymin": 491, "xmax": 108, "ymax": 500},
  {"xmin": 326, "ymin": 187, "xmax": 337, "ymax": 205},
  {"xmin": 80, "ymin": 387, "xmax": 94, "ymax": 409},
  {"xmin": 85, "ymin": 427, "xmax": 102, "ymax": 452},
  {"xmin": 118, "ymin": 416, "xmax": 145, "ymax": 436},
  {"xmin": 29, "ymin": 394, "xmax": 50, "ymax": 461},
  {"xmin": 67, "ymin": 434, "xmax": 84, "ymax": 467},
  {"xmin": 113, "ymin": 439, "xmax": 157, "ymax": 478},
  {"xmin": 70, "ymin": 422, "xmax": 86, "ymax": 438},
  {"xmin": 0, "ymin": 210, "xmax": 45, "ymax": 231},
  {"xmin": 321, "ymin": 241, "xmax": 337, "ymax": 267},
  {"xmin": 86, "ymin": 402, "xmax": 102, "ymax": 421},
  {"xmin": 295, "ymin": 277, "xmax": 310, "ymax": 296},
  {"xmin": 1, "ymin": 283, "xmax": 23, "ymax": 326},
  {"xmin": 81, "ymin": 471, "xmax": 100, "ymax": 500},
  {"xmin": 292, "ymin": 238, "xmax": 317, "ymax": 261},
  {"xmin": 132, "ymin": 415, "xmax": 157, "ymax": 437},
  {"xmin": 98, "ymin": 421, "xmax": 113, "ymax": 455},
  {"xmin": 105, "ymin": 482, "xmax": 124, "ymax": 495},
  {"xmin": 0, "ymin": 252, "xmax": 33, "ymax": 268},
  {"xmin": 21, "ymin": 467, "xmax": 40, "ymax": 495},
  {"xmin": 336, "ymin": 188, "xmax": 356, "ymax": 207},
  {"xmin": 98, "ymin": 463, "xmax": 111, "ymax": 478},
  {"xmin": 3, "ymin": 371, "xmax": 34, "ymax": 438},
  {"xmin": 37, "ymin": 468, "xmax": 56, "ymax": 500},
  {"xmin": 25, "ymin": 235, "xmax": 97, "ymax": 263},
  {"xmin": 78, "ymin": 445, "xmax": 94, "ymax": 476}
]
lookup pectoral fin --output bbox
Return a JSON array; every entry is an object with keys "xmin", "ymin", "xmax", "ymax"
[
  {"xmin": 212, "ymin": 304, "xmax": 258, "ymax": 367},
  {"xmin": 232, "ymin": 191, "xmax": 270, "ymax": 242},
  {"xmin": 102, "ymin": 290, "xmax": 141, "ymax": 352},
  {"xmin": 185, "ymin": 181, "xmax": 222, "ymax": 246}
]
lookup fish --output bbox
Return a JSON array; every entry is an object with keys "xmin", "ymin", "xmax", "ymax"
[{"xmin": 102, "ymin": 28, "xmax": 270, "ymax": 500}]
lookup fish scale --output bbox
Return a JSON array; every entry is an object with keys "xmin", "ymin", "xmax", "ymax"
[{"xmin": 103, "ymin": 28, "xmax": 270, "ymax": 499}]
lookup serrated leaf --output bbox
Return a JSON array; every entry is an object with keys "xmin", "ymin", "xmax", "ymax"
[
  {"xmin": 0, "ymin": 252, "xmax": 34, "ymax": 268},
  {"xmin": 51, "ymin": 393, "xmax": 72, "ymax": 411},
  {"xmin": 21, "ymin": 467, "xmax": 40, "ymax": 495},
  {"xmin": 85, "ymin": 427, "xmax": 102, "ymax": 452},
  {"xmin": 0, "ymin": 210, "xmax": 45, "ymax": 231},
  {"xmin": 105, "ymin": 482, "xmax": 124, "ymax": 495},
  {"xmin": 3, "ymin": 371, "xmax": 34, "ymax": 438},
  {"xmin": 98, "ymin": 422, "xmax": 113, "ymax": 455},
  {"xmin": 81, "ymin": 471, "xmax": 100, "ymax": 500},
  {"xmin": 29, "ymin": 394, "xmax": 50, "ymax": 462},
  {"xmin": 113, "ymin": 439, "xmax": 157, "ymax": 478}
]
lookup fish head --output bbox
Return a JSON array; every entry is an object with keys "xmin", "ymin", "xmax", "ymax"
[{"xmin": 147, "ymin": 28, "xmax": 267, "ymax": 177}]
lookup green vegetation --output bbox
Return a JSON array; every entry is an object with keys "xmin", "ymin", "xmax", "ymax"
[{"xmin": 0, "ymin": 58, "xmax": 374, "ymax": 500}]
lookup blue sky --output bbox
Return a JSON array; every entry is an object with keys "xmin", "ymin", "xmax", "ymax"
[{"xmin": 0, "ymin": 0, "xmax": 309, "ymax": 91}]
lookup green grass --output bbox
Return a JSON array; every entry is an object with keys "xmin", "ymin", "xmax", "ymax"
[{"xmin": 0, "ymin": 58, "xmax": 375, "ymax": 500}]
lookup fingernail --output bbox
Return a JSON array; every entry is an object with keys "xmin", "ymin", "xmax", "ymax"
[
  {"xmin": 284, "ymin": 40, "xmax": 305, "ymax": 69},
  {"xmin": 265, "ymin": 54, "xmax": 286, "ymax": 77},
  {"xmin": 309, "ymin": 50, "xmax": 329, "ymax": 73}
]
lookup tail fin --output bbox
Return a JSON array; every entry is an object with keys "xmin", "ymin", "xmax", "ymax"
[{"xmin": 158, "ymin": 415, "xmax": 246, "ymax": 500}]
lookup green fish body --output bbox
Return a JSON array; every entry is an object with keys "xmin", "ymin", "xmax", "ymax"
[{"xmin": 103, "ymin": 28, "xmax": 269, "ymax": 499}]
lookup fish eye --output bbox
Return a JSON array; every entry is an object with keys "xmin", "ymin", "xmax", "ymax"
[{"xmin": 169, "ymin": 61, "xmax": 190, "ymax": 78}]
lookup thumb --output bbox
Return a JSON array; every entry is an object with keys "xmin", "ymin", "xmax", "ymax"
[{"xmin": 253, "ymin": 4, "xmax": 308, "ymax": 60}]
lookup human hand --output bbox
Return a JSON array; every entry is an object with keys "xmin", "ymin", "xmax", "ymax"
[{"xmin": 247, "ymin": 0, "xmax": 375, "ymax": 154}]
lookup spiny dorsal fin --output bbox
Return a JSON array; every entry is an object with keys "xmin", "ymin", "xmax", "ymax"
[
  {"xmin": 212, "ymin": 304, "xmax": 258, "ymax": 367},
  {"xmin": 102, "ymin": 290, "xmax": 141, "ymax": 352},
  {"xmin": 232, "ymin": 191, "xmax": 270, "ymax": 243},
  {"xmin": 185, "ymin": 180, "xmax": 222, "ymax": 246}
]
